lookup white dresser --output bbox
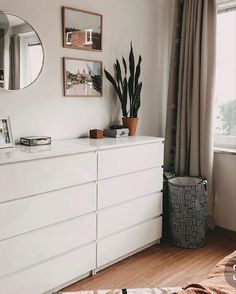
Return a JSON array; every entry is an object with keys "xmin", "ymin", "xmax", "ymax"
[{"xmin": 0, "ymin": 136, "xmax": 164, "ymax": 294}]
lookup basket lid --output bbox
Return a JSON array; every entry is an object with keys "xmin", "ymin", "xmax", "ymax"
[{"xmin": 168, "ymin": 176, "xmax": 205, "ymax": 187}]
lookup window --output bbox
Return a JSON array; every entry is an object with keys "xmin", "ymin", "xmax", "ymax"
[
  {"xmin": 84, "ymin": 29, "xmax": 93, "ymax": 45},
  {"xmin": 66, "ymin": 32, "xmax": 72, "ymax": 45},
  {"xmin": 214, "ymin": 4, "xmax": 236, "ymax": 148},
  {"xmin": 28, "ymin": 43, "xmax": 43, "ymax": 82}
]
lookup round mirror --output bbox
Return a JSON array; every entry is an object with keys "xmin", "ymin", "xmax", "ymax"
[{"xmin": 0, "ymin": 12, "xmax": 44, "ymax": 90}]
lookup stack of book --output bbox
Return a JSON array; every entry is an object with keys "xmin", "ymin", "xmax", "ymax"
[{"xmin": 104, "ymin": 128, "xmax": 129, "ymax": 138}]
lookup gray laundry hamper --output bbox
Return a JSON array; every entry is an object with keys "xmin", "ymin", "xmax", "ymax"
[{"xmin": 168, "ymin": 177, "xmax": 207, "ymax": 248}]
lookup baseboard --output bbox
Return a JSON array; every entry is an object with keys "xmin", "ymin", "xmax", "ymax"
[{"xmin": 215, "ymin": 226, "xmax": 236, "ymax": 237}]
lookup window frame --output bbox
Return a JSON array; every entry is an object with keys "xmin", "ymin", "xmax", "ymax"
[
  {"xmin": 214, "ymin": 4, "xmax": 236, "ymax": 149},
  {"xmin": 84, "ymin": 29, "xmax": 93, "ymax": 45}
]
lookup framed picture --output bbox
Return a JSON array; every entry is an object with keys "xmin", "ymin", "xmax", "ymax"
[
  {"xmin": 63, "ymin": 57, "xmax": 103, "ymax": 97},
  {"xmin": 0, "ymin": 117, "xmax": 14, "ymax": 149},
  {"xmin": 0, "ymin": 69, "xmax": 4, "ymax": 85},
  {"xmin": 62, "ymin": 7, "xmax": 102, "ymax": 51}
]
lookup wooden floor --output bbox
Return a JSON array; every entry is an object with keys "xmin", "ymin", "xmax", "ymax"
[{"xmin": 62, "ymin": 229, "xmax": 236, "ymax": 292}]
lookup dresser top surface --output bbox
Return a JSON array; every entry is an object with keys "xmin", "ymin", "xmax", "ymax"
[
  {"xmin": 0, "ymin": 139, "xmax": 97, "ymax": 165},
  {"xmin": 0, "ymin": 136, "xmax": 164, "ymax": 165},
  {"xmin": 77, "ymin": 136, "xmax": 164, "ymax": 150}
]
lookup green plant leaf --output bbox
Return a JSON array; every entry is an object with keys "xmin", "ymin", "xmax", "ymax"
[
  {"xmin": 128, "ymin": 76, "xmax": 133, "ymax": 109},
  {"xmin": 104, "ymin": 68, "xmax": 127, "ymax": 117},
  {"xmin": 129, "ymin": 42, "xmax": 135, "ymax": 104},
  {"xmin": 122, "ymin": 77, "xmax": 128, "ymax": 117},
  {"xmin": 131, "ymin": 82, "xmax": 142, "ymax": 118},
  {"xmin": 135, "ymin": 55, "xmax": 142, "ymax": 89},
  {"xmin": 104, "ymin": 68, "xmax": 122, "ymax": 103},
  {"xmin": 114, "ymin": 63, "xmax": 122, "ymax": 101},
  {"xmin": 104, "ymin": 69, "xmax": 118, "ymax": 93},
  {"xmin": 122, "ymin": 57, "xmax": 127, "ymax": 75},
  {"xmin": 129, "ymin": 42, "xmax": 135, "ymax": 75},
  {"xmin": 115, "ymin": 59, "xmax": 123, "ymax": 87}
]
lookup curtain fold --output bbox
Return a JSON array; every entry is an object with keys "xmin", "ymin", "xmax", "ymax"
[{"xmin": 164, "ymin": 0, "xmax": 217, "ymax": 226}]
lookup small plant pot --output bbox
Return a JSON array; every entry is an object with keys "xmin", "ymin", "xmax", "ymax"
[{"xmin": 122, "ymin": 117, "xmax": 139, "ymax": 136}]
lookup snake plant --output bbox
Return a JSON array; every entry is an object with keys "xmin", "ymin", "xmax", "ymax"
[{"xmin": 104, "ymin": 43, "xmax": 142, "ymax": 118}]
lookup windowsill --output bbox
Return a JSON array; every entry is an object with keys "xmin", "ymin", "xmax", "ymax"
[{"xmin": 214, "ymin": 146, "xmax": 236, "ymax": 155}]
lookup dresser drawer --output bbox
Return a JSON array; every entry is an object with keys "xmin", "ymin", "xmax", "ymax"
[
  {"xmin": 98, "ymin": 193, "xmax": 162, "ymax": 239},
  {"xmin": 0, "ymin": 182, "xmax": 96, "ymax": 241},
  {"xmin": 98, "ymin": 167, "xmax": 163, "ymax": 209},
  {"xmin": 0, "ymin": 213, "xmax": 96, "ymax": 278},
  {"xmin": 0, "ymin": 152, "xmax": 96, "ymax": 203},
  {"xmin": 97, "ymin": 217, "xmax": 162, "ymax": 267},
  {"xmin": 0, "ymin": 243, "xmax": 96, "ymax": 294},
  {"xmin": 98, "ymin": 142, "xmax": 163, "ymax": 179}
]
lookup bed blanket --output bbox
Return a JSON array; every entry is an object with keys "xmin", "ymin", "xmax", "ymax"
[{"xmin": 177, "ymin": 250, "xmax": 236, "ymax": 294}]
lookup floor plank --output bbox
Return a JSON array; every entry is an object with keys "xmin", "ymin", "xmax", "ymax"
[{"xmin": 62, "ymin": 229, "xmax": 236, "ymax": 292}]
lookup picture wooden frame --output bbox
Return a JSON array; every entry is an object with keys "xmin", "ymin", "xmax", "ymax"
[
  {"xmin": 0, "ymin": 69, "xmax": 4, "ymax": 88},
  {"xmin": 0, "ymin": 69, "xmax": 4, "ymax": 81},
  {"xmin": 0, "ymin": 117, "xmax": 15, "ymax": 149},
  {"xmin": 63, "ymin": 57, "xmax": 103, "ymax": 97},
  {"xmin": 62, "ymin": 6, "xmax": 103, "ymax": 51}
]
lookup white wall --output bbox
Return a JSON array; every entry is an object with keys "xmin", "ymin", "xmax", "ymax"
[
  {"xmin": 0, "ymin": 0, "xmax": 174, "ymax": 141},
  {"xmin": 214, "ymin": 153, "xmax": 236, "ymax": 231}
]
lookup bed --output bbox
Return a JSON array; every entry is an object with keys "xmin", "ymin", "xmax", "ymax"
[{"xmin": 177, "ymin": 250, "xmax": 236, "ymax": 293}]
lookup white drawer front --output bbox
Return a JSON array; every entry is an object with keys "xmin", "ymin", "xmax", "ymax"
[
  {"xmin": 98, "ymin": 193, "xmax": 162, "ymax": 239},
  {"xmin": 98, "ymin": 142, "xmax": 163, "ymax": 179},
  {"xmin": 97, "ymin": 217, "xmax": 162, "ymax": 267},
  {"xmin": 0, "ymin": 213, "xmax": 96, "ymax": 278},
  {"xmin": 0, "ymin": 183, "xmax": 96, "ymax": 241},
  {"xmin": 0, "ymin": 243, "xmax": 96, "ymax": 294},
  {"xmin": 98, "ymin": 168, "xmax": 163, "ymax": 209},
  {"xmin": 0, "ymin": 152, "xmax": 96, "ymax": 203}
]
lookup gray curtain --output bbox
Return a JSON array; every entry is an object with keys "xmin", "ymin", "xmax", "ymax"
[
  {"xmin": 164, "ymin": 0, "xmax": 217, "ymax": 226},
  {"xmin": 9, "ymin": 34, "xmax": 20, "ymax": 90}
]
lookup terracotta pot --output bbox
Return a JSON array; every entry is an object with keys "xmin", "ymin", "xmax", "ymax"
[{"xmin": 122, "ymin": 117, "xmax": 139, "ymax": 136}]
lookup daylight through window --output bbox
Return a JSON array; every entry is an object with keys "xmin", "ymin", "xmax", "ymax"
[{"xmin": 214, "ymin": 7, "xmax": 236, "ymax": 148}]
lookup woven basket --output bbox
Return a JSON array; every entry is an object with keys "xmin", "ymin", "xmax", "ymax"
[{"xmin": 168, "ymin": 177, "xmax": 207, "ymax": 248}]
